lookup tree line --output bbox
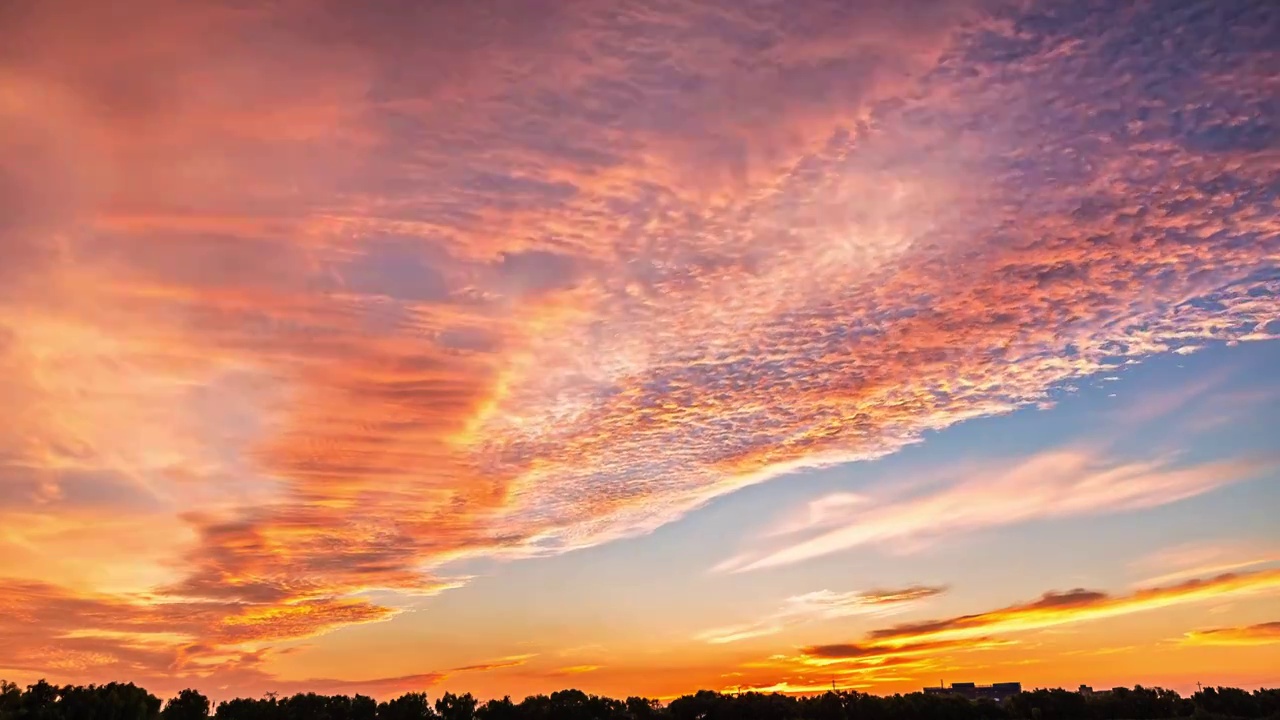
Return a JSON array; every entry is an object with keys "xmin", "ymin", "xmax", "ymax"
[{"xmin": 2, "ymin": 680, "xmax": 1277, "ymax": 720}]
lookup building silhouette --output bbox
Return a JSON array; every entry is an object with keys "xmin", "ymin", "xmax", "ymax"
[
  {"xmin": 1079, "ymin": 685, "xmax": 1120, "ymax": 697},
  {"xmin": 924, "ymin": 681, "xmax": 1023, "ymax": 702}
]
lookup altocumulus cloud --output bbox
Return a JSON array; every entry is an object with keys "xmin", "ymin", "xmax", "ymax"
[{"xmin": 0, "ymin": 0, "xmax": 1277, "ymax": 691}]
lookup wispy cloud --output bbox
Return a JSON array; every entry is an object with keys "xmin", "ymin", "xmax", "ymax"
[
  {"xmin": 1137, "ymin": 542, "xmax": 1257, "ymax": 574},
  {"xmin": 222, "ymin": 653, "xmax": 537, "ymax": 701},
  {"xmin": 727, "ymin": 570, "xmax": 1280, "ymax": 692},
  {"xmin": 718, "ymin": 451, "xmax": 1274, "ymax": 572},
  {"xmin": 1180, "ymin": 622, "xmax": 1280, "ymax": 647},
  {"xmin": 551, "ymin": 665, "xmax": 602, "ymax": 676},
  {"xmin": 867, "ymin": 571, "xmax": 1280, "ymax": 646},
  {"xmin": 1131, "ymin": 541, "xmax": 1280, "ymax": 586},
  {"xmin": 447, "ymin": 655, "xmax": 538, "ymax": 674},
  {"xmin": 697, "ymin": 586, "xmax": 946, "ymax": 644}
]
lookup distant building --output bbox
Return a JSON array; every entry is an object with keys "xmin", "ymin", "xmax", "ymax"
[
  {"xmin": 924, "ymin": 682, "xmax": 1023, "ymax": 702},
  {"xmin": 1079, "ymin": 686, "xmax": 1115, "ymax": 697}
]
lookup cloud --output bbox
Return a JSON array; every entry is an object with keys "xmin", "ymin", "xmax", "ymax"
[
  {"xmin": 867, "ymin": 570, "xmax": 1280, "ymax": 646},
  {"xmin": 276, "ymin": 672, "xmax": 447, "ymax": 699},
  {"xmin": 492, "ymin": 251, "xmax": 587, "ymax": 298},
  {"xmin": 551, "ymin": 665, "xmax": 602, "ymax": 676},
  {"xmin": 1132, "ymin": 541, "xmax": 1280, "ymax": 586},
  {"xmin": 726, "ymin": 569, "xmax": 1280, "ymax": 692},
  {"xmin": 447, "ymin": 655, "xmax": 537, "ymax": 674},
  {"xmin": 0, "ymin": 580, "xmax": 399, "ymax": 668},
  {"xmin": 2, "ymin": 0, "xmax": 1279, "ymax": 692},
  {"xmin": 801, "ymin": 638, "xmax": 986, "ymax": 662},
  {"xmin": 718, "ymin": 450, "xmax": 1274, "ymax": 572},
  {"xmin": 697, "ymin": 585, "xmax": 946, "ymax": 644},
  {"xmin": 730, "ymin": 636, "xmax": 1018, "ymax": 693},
  {"xmin": 1181, "ymin": 621, "xmax": 1280, "ymax": 647},
  {"xmin": 0, "ymin": 577, "xmax": 528, "ymax": 699},
  {"xmin": 260, "ymin": 655, "xmax": 535, "ymax": 700}
]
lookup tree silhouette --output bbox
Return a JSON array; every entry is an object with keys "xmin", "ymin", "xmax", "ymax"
[
  {"xmin": 164, "ymin": 689, "xmax": 211, "ymax": 720},
  {"xmin": 353, "ymin": 694, "xmax": 380, "ymax": 720},
  {"xmin": 436, "ymin": 692, "xmax": 477, "ymax": 720},
  {"xmin": 377, "ymin": 692, "xmax": 436, "ymax": 720},
  {"xmin": 2, "ymin": 680, "xmax": 1278, "ymax": 720},
  {"xmin": 476, "ymin": 696, "xmax": 518, "ymax": 720}
]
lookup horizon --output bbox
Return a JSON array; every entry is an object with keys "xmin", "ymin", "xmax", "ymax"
[
  {"xmin": 1, "ymin": 0, "xmax": 1278, "ymax": 704},
  {"xmin": 8, "ymin": 680, "xmax": 1279, "ymax": 720},
  {"xmin": 4, "ymin": 677, "xmax": 1276, "ymax": 706}
]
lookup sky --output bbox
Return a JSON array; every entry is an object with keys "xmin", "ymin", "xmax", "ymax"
[{"xmin": 1, "ymin": 0, "xmax": 1278, "ymax": 703}]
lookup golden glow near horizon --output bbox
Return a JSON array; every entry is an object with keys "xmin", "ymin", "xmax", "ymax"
[{"xmin": 1, "ymin": 0, "xmax": 1278, "ymax": 702}]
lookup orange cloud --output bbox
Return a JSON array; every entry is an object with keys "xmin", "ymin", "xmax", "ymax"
[
  {"xmin": 867, "ymin": 571, "xmax": 1280, "ymax": 646},
  {"xmin": 724, "ymin": 636, "xmax": 1018, "ymax": 694},
  {"xmin": 2, "ymin": 0, "xmax": 1278, "ymax": 695},
  {"xmin": 260, "ymin": 655, "xmax": 536, "ymax": 701},
  {"xmin": 0, "ymin": 576, "xmax": 534, "ymax": 699},
  {"xmin": 725, "ymin": 570, "xmax": 1280, "ymax": 693},
  {"xmin": 553, "ymin": 665, "xmax": 602, "ymax": 676},
  {"xmin": 1181, "ymin": 622, "xmax": 1280, "ymax": 647},
  {"xmin": 448, "ymin": 656, "xmax": 538, "ymax": 675}
]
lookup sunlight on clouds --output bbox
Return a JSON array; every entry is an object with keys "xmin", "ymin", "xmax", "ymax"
[
  {"xmin": 0, "ymin": 0, "xmax": 1277, "ymax": 696},
  {"xmin": 866, "ymin": 571, "xmax": 1280, "ymax": 647},
  {"xmin": 697, "ymin": 586, "xmax": 947, "ymax": 644},
  {"xmin": 1181, "ymin": 622, "xmax": 1280, "ymax": 647},
  {"xmin": 723, "ymin": 570, "xmax": 1280, "ymax": 692},
  {"xmin": 718, "ymin": 450, "xmax": 1275, "ymax": 572},
  {"xmin": 1132, "ymin": 541, "xmax": 1280, "ymax": 587}
]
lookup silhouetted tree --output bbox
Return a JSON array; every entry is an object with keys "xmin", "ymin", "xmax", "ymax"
[
  {"xmin": 17, "ymin": 680, "xmax": 60, "ymax": 720},
  {"xmin": 52, "ymin": 682, "xmax": 161, "ymax": 720},
  {"xmin": 327, "ymin": 693, "xmax": 356, "ymax": 720},
  {"xmin": 0, "ymin": 682, "xmax": 21, "ymax": 720},
  {"xmin": 5, "ymin": 678, "xmax": 1280, "ymax": 720},
  {"xmin": 625, "ymin": 696, "xmax": 666, "ymax": 720},
  {"xmin": 215, "ymin": 696, "xmax": 280, "ymax": 720},
  {"xmin": 378, "ymin": 692, "xmax": 436, "ymax": 720},
  {"xmin": 353, "ymin": 694, "xmax": 379, "ymax": 720},
  {"xmin": 436, "ymin": 692, "xmax": 478, "ymax": 720},
  {"xmin": 164, "ymin": 689, "xmax": 211, "ymax": 720},
  {"xmin": 1194, "ymin": 687, "xmax": 1262, "ymax": 719},
  {"xmin": 476, "ymin": 696, "xmax": 518, "ymax": 720},
  {"xmin": 1255, "ymin": 689, "xmax": 1280, "ymax": 719},
  {"xmin": 1008, "ymin": 689, "xmax": 1085, "ymax": 720}
]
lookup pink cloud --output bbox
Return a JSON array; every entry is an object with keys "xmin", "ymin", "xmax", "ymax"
[{"xmin": 1, "ymin": 0, "xmax": 1276, "ymax": 694}]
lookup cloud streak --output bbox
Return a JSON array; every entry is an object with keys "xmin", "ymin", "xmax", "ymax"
[
  {"xmin": 1133, "ymin": 541, "xmax": 1280, "ymax": 587},
  {"xmin": 868, "ymin": 571, "xmax": 1280, "ymax": 646},
  {"xmin": 1181, "ymin": 622, "xmax": 1280, "ymax": 647},
  {"xmin": 718, "ymin": 450, "xmax": 1274, "ymax": 572},
  {"xmin": 697, "ymin": 586, "xmax": 947, "ymax": 644},
  {"xmin": 726, "ymin": 570, "xmax": 1280, "ymax": 693}
]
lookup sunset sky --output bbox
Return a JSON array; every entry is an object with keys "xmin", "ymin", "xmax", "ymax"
[{"xmin": 2, "ymin": 0, "xmax": 1278, "ymax": 703}]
